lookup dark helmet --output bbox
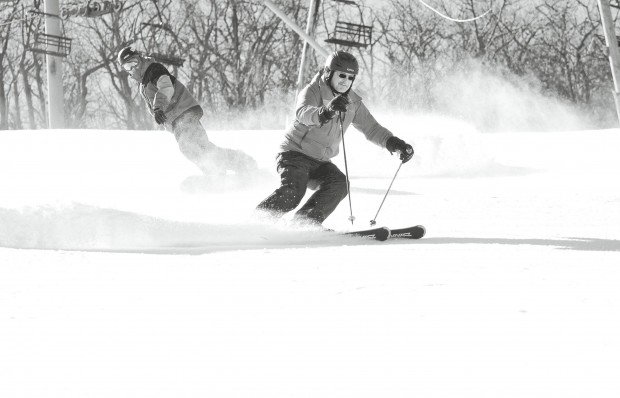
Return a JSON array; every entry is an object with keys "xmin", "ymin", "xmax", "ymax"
[
  {"xmin": 117, "ymin": 46, "xmax": 140, "ymax": 67},
  {"xmin": 324, "ymin": 50, "xmax": 359, "ymax": 75}
]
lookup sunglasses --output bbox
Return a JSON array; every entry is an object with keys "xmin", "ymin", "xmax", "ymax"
[{"xmin": 337, "ymin": 73, "xmax": 355, "ymax": 81}]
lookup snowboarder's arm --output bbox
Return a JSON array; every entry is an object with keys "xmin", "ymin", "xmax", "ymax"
[{"xmin": 153, "ymin": 75, "xmax": 174, "ymax": 110}]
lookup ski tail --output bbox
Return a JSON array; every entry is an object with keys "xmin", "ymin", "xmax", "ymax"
[{"xmin": 342, "ymin": 226, "xmax": 391, "ymax": 241}]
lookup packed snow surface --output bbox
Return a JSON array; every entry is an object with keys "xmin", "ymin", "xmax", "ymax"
[{"xmin": 1, "ymin": 115, "xmax": 619, "ymax": 397}]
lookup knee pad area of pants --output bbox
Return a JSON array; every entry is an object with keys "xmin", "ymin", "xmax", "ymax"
[
  {"xmin": 278, "ymin": 184, "xmax": 305, "ymax": 206},
  {"xmin": 333, "ymin": 176, "xmax": 349, "ymax": 199}
]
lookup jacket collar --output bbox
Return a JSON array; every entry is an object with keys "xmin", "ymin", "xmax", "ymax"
[{"xmin": 129, "ymin": 56, "xmax": 155, "ymax": 84}]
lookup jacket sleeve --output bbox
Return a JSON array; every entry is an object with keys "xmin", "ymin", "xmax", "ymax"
[
  {"xmin": 154, "ymin": 75, "xmax": 174, "ymax": 111},
  {"xmin": 351, "ymin": 101, "xmax": 393, "ymax": 148},
  {"xmin": 295, "ymin": 85, "xmax": 323, "ymax": 126}
]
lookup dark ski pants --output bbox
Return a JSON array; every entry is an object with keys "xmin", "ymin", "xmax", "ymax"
[
  {"xmin": 256, "ymin": 151, "xmax": 349, "ymax": 224},
  {"xmin": 171, "ymin": 108, "xmax": 257, "ymax": 175}
]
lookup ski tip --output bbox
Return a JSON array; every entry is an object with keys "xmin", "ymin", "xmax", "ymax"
[
  {"xmin": 415, "ymin": 225, "xmax": 426, "ymax": 239},
  {"xmin": 389, "ymin": 225, "xmax": 426, "ymax": 240}
]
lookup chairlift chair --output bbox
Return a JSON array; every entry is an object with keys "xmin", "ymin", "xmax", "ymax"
[
  {"xmin": 325, "ymin": 20, "xmax": 372, "ymax": 49},
  {"xmin": 26, "ymin": 33, "xmax": 72, "ymax": 57},
  {"xmin": 325, "ymin": 0, "xmax": 372, "ymax": 49}
]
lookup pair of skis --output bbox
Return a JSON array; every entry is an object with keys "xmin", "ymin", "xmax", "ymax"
[{"xmin": 342, "ymin": 225, "xmax": 425, "ymax": 241}]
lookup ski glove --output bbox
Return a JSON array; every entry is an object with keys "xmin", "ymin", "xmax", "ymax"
[
  {"xmin": 154, "ymin": 108, "xmax": 167, "ymax": 125},
  {"xmin": 386, "ymin": 136, "xmax": 414, "ymax": 163},
  {"xmin": 318, "ymin": 94, "xmax": 349, "ymax": 125}
]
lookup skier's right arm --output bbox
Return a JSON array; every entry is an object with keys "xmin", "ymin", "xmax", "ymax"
[{"xmin": 295, "ymin": 86, "xmax": 324, "ymax": 126}]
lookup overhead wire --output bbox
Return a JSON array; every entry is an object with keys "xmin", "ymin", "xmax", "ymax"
[{"xmin": 415, "ymin": 0, "xmax": 493, "ymax": 23}]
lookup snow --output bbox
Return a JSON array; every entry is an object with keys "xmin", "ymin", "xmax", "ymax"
[{"xmin": 1, "ymin": 115, "xmax": 620, "ymax": 397}]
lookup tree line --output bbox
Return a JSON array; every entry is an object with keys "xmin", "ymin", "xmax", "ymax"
[{"xmin": 0, "ymin": 0, "xmax": 614, "ymax": 131}]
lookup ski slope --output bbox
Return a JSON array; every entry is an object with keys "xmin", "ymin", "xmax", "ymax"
[{"xmin": 1, "ymin": 115, "xmax": 619, "ymax": 398}]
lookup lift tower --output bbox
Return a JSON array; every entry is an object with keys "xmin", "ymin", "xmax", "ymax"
[
  {"xmin": 44, "ymin": 0, "xmax": 66, "ymax": 128},
  {"xmin": 598, "ymin": 0, "xmax": 620, "ymax": 124}
]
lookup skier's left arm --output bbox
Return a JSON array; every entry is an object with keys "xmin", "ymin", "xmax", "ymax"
[{"xmin": 352, "ymin": 102, "xmax": 414, "ymax": 163}]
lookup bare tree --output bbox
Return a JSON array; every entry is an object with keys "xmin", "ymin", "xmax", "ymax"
[
  {"xmin": 0, "ymin": 2, "xmax": 20, "ymax": 129},
  {"xmin": 530, "ymin": 0, "xmax": 604, "ymax": 104},
  {"xmin": 17, "ymin": 11, "xmax": 45, "ymax": 129},
  {"xmin": 1, "ymin": 0, "xmax": 614, "ymax": 130},
  {"xmin": 201, "ymin": 0, "xmax": 303, "ymax": 108},
  {"xmin": 63, "ymin": 0, "xmax": 160, "ymax": 129},
  {"xmin": 373, "ymin": 0, "xmax": 450, "ymax": 109}
]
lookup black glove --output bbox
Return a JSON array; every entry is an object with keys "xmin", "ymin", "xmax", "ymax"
[
  {"xmin": 318, "ymin": 94, "xmax": 349, "ymax": 124},
  {"xmin": 154, "ymin": 108, "xmax": 167, "ymax": 125},
  {"xmin": 386, "ymin": 136, "xmax": 414, "ymax": 163}
]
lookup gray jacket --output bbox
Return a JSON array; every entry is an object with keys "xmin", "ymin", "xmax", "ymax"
[
  {"xmin": 134, "ymin": 58, "xmax": 201, "ymax": 128},
  {"xmin": 281, "ymin": 72, "xmax": 393, "ymax": 161}
]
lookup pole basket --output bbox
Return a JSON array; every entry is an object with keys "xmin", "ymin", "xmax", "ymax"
[
  {"xmin": 27, "ymin": 33, "xmax": 73, "ymax": 58},
  {"xmin": 325, "ymin": 20, "xmax": 372, "ymax": 49}
]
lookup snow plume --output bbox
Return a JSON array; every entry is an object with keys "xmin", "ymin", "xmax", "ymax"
[
  {"xmin": 344, "ymin": 114, "xmax": 507, "ymax": 178},
  {"xmin": 431, "ymin": 60, "xmax": 593, "ymax": 133},
  {"xmin": 202, "ymin": 90, "xmax": 294, "ymax": 130},
  {"xmin": 0, "ymin": 203, "xmax": 360, "ymax": 253},
  {"xmin": 373, "ymin": 59, "xmax": 593, "ymax": 133}
]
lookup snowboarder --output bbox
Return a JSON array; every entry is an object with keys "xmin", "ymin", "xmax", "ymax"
[
  {"xmin": 116, "ymin": 46, "xmax": 257, "ymax": 177},
  {"xmin": 256, "ymin": 50, "xmax": 414, "ymax": 225}
]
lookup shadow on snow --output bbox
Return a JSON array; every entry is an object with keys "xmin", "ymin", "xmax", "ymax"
[{"xmin": 418, "ymin": 237, "xmax": 620, "ymax": 252}]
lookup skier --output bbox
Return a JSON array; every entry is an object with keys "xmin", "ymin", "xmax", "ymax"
[
  {"xmin": 256, "ymin": 50, "xmax": 414, "ymax": 226},
  {"xmin": 116, "ymin": 46, "xmax": 257, "ymax": 177}
]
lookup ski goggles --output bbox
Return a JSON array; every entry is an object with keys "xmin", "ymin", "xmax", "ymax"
[
  {"xmin": 337, "ymin": 72, "xmax": 356, "ymax": 81},
  {"xmin": 122, "ymin": 60, "xmax": 138, "ymax": 72}
]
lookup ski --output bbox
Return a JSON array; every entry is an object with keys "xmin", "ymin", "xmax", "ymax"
[
  {"xmin": 390, "ymin": 225, "xmax": 426, "ymax": 240},
  {"xmin": 341, "ymin": 225, "xmax": 425, "ymax": 241},
  {"xmin": 342, "ymin": 226, "xmax": 391, "ymax": 241}
]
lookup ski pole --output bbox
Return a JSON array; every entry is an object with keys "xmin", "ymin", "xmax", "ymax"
[
  {"xmin": 370, "ymin": 161, "xmax": 403, "ymax": 226},
  {"xmin": 339, "ymin": 113, "xmax": 355, "ymax": 225}
]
